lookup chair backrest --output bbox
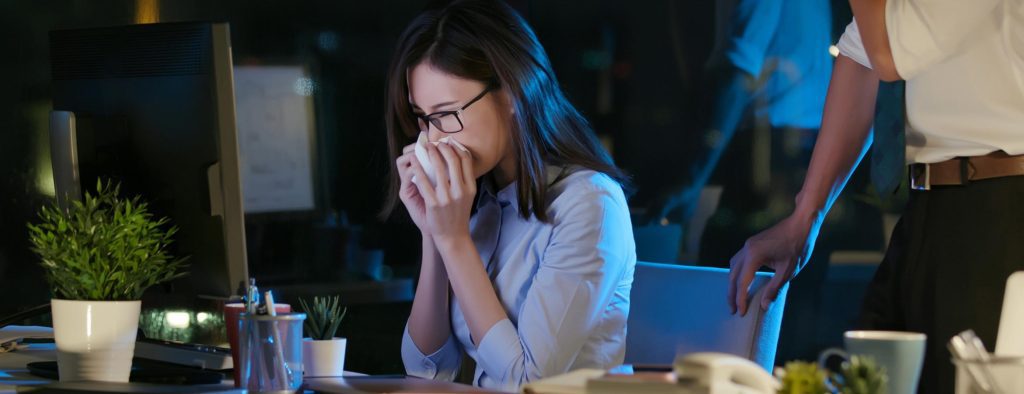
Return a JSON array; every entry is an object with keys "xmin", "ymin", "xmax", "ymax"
[{"xmin": 625, "ymin": 262, "xmax": 788, "ymax": 371}]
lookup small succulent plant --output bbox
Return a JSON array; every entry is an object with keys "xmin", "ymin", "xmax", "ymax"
[
  {"xmin": 833, "ymin": 355, "xmax": 888, "ymax": 394},
  {"xmin": 299, "ymin": 295, "xmax": 347, "ymax": 340},
  {"xmin": 777, "ymin": 361, "xmax": 829, "ymax": 394}
]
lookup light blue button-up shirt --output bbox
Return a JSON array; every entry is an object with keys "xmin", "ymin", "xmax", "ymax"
[{"xmin": 401, "ymin": 166, "xmax": 636, "ymax": 392}]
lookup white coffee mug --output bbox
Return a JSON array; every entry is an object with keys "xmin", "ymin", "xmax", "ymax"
[{"xmin": 819, "ymin": 330, "xmax": 926, "ymax": 394}]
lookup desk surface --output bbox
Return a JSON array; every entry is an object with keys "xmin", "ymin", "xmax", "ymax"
[
  {"xmin": 0, "ymin": 344, "xmax": 62, "ymax": 392},
  {"xmin": 0, "ymin": 344, "xmax": 240, "ymax": 393},
  {"xmin": 0, "ymin": 343, "xmax": 505, "ymax": 393},
  {"xmin": 305, "ymin": 376, "xmax": 507, "ymax": 393}
]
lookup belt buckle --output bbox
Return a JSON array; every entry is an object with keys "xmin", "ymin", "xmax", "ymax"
[{"xmin": 910, "ymin": 163, "xmax": 931, "ymax": 191}]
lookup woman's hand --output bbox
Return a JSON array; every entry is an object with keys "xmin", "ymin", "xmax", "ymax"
[
  {"xmin": 396, "ymin": 143, "xmax": 432, "ymax": 236},
  {"xmin": 409, "ymin": 141, "xmax": 476, "ymax": 247}
]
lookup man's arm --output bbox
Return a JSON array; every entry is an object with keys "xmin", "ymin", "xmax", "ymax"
[
  {"xmin": 728, "ymin": 54, "xmax": 879, "ymax": 315},
  {"xmin": 849, "ymin": 0, "xmax": 900, "ymax": 81}
]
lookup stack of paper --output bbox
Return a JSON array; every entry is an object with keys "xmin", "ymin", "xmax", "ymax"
[
  {"xmin": 520, "ymin": 369, "xmax": 604, "ymax": 394},
  {"xmin": 0, "ymin": 326, "xmax": 53, "ymax": 352},
  {"xmin": 585, "ymin": 372, "xmax": 685, "ymax": 394},
  {"xmin": 521, "ymin": 369, "xmax": 688, "ymax": 394}
]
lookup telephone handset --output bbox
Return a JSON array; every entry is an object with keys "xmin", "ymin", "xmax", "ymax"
[{"xmin": 675, "ymin": 352, "xmax": 778, "ymax": 394}]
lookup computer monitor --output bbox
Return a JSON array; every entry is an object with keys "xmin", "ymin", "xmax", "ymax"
[{"xmin": 47, "ymin": 22, "xmax": 248, "ymax": 309}]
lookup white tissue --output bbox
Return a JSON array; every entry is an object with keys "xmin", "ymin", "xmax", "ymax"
[
  {"xmin": 413, "ymin": 131, "xmax": 436, "ymax": 185},
  {"xmin": 413, "ymin": 131, "xmax": 468, "ymax": 186}
]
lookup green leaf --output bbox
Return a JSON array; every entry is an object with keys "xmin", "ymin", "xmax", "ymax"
[
  {"xmin": 778, "ymin": 361, "xmax": 829, "ymax": 394},
  {"xmin": 299, "ymin": 295, "xmax": 347, "ymax": 340},
  {"xmin": 834, "ymin": 356, "xmax": 888, "ymax": 394},
  {"xmin": 26, "ymin": 179, "xmax": 190, "ymax": 301}
]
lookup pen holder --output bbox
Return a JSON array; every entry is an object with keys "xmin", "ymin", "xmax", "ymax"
[
  {"xmin": 954, "ymin": 354, "xmax": 1024, "ymax": 394},
  {"xmin": 239, "ymin": 312, "xmax": 306, "ymax": 393},
  {"xmin": 224, "ymin": 303, "xmax": 291, "ymax": 387}
]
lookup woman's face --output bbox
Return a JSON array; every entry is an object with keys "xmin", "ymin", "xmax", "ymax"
[{"xmin": 407, "ymin": 62, "xmax": 513, "ymax": 181}]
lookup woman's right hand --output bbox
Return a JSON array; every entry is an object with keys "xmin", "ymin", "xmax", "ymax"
[{"xmin": 397, "ymin": 143, "xmax": 431, "ymax": 236}]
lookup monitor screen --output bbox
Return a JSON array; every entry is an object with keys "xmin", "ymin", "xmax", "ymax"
[{"xmin": 49, "ymin": 22, "xmax": 248, "ymax": 345}]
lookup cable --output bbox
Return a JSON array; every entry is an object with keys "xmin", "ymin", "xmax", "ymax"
[{"xmin": 0, "ymin": 303, "xmax": 51, "ymax": 329}]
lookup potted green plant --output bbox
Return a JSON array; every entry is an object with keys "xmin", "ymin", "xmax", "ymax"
[
  {"xmin": 776, "ymin": 361, "xmax": 830, "ymax": 394},
  {"xmin": 299, "ymin": 295, "xmax": 347, "ymax": 377},
  {"xmin": 831, "ymin": 355, "xmax": 888, "ymax": 394},
  {"xmin": 776, "ymin": 356, "xmax": 889, "ymax": 394},
  {"xmin": 27, "ymin": 180, "xmax": 188, "ymax": 382}
]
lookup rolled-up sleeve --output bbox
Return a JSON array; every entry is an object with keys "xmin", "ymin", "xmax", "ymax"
[
  {"xmin": 837, "ymin": 19, "xmax": 873, "ymax": 69},
  {"xmin": 474, "ymin": 185, "xmax": 633, "ymax": 390},
  {"xmin": 885, "ymin": 0, "xmax": 1002, "ymax": 79},
  {"xmin": 400, "ymin": 323, "xmax": 462, "ymax": 381}
]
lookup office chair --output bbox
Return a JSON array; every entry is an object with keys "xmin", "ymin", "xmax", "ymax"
[{"xmin": 624, "ymin": 262, "xmax": 788, "ymax": 371}]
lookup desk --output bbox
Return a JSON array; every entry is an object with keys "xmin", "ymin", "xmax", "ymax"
[
  {"xmin": 0, "ymin": 344, "xmax": 63, "ymax": 392},
  {"xmin": 0, "ymin": 344, "xmax": 505, "ymax": 393},
  {"xmin": 0, "ymin": 343, "xmax": 240, "ymax": 393},
  {"xmin": 305, "ymin": 376, "xmax": 507, "ymax": 393}
]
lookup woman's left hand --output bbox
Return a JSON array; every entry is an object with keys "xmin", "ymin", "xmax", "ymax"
[{"xmin": 409, "ymin": 140, "xmax": 476, "ymax": 247}]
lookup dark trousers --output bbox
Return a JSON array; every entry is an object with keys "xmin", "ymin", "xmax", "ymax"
[{"xmin": 859, "ymin": 175, "xmax": 1024, "ymax": 394}]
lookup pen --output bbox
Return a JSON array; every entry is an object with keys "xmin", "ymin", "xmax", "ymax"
[
  {"xmin": 247, "ymin": 278, "xmax": 258, "ymax": 315},
  {"xmin": 264, "ymin": 290, "xmax": 292, "ymax": 387},
  {"xmin": 245, "ymin": 278, "xmax": 269, "ymax": 388}
]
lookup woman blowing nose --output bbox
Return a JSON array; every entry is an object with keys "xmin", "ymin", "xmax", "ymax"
[{"xmin": 379, "ymin": 0, "xmax": 636, "ymax": 391}]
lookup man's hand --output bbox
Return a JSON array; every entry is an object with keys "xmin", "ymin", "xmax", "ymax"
[{"xmin": 728, "ymin": 212, "xmax": 819, "ymax": 316}]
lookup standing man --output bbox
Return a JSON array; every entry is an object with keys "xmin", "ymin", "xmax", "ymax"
[
  {"xmin": 643, "ymin": 0, "xmax": 832, "ymax": 228},
  {"xmin": 728, "ymin": 1, "xmax": 1024, "ymax": 392}
]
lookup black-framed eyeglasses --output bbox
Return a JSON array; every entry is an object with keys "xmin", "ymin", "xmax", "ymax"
[{"xmin": 414, "ymin": 85, "xmax": 494, "ymax": 134}]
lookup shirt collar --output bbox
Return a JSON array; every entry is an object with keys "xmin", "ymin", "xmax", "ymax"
[{"xmin": 476, "ymin": 164, "xmax": 568, "ymax": 209}]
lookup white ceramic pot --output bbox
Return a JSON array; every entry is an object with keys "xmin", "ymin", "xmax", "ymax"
[
  {"xmin": 51, "ymin": 299, "xmax": 141, "ymax": 382},
  {"xmin": 302, "ymin": 337, "xmax": 346, "ymax": 377}
]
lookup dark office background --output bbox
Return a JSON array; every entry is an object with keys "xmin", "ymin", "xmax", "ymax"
[{"xmin": 0, "ymin": 0, "xmax": 894, "ymax": 374}]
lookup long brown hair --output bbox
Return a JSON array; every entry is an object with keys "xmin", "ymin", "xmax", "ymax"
[{"xmin": 381, "ymin": 0, "xmax": 627, "ymax": 222}]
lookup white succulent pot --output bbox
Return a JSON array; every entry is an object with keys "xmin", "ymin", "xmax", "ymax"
[
  {"xmin": 51, "ymin": 299, "xmax": 141, "ymax": 382},
  {"xmin": 302, "ymin": 337, "xmax": 346, "ymax": 377}
]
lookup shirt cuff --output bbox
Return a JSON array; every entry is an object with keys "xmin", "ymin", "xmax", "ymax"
[
  {"xmin": 837, "ymin": 19, "xmax": 872, "ymax": 69},
  {"xmin": 400, "ymin": 324, "xmax": 461, "ymax": 380},
  {"xmin": 475, "ymin": 318, "xmax": 521, "ymax": 382}
]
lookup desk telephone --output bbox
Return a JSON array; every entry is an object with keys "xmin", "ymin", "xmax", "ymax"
[{"xmin": 675, "ymin": 352, "xmax": 778, "ymax": 394}]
